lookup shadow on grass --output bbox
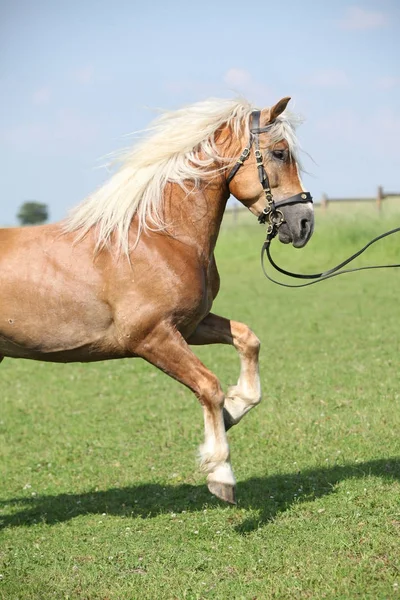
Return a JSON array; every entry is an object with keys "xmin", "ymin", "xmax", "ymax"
[{"xmin": 1, "ymin": 458, "xmax": 399, "ymax": 534}]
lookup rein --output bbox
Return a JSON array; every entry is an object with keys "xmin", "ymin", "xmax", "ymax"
[
  {"xmin": 228, "ymin": 110, "xmax": 400, "ymax": 288},
  {"xmin": 261, "ymin": 227, "xmax": 400, "ymax": 288}
]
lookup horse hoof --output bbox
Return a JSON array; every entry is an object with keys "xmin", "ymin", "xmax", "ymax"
[
  {"xmin": 223, "ymin": 408, "xmax": 234, "ymax": 431},
  {"xmin": 207, "ymin": 480, "xmax": 236, "ymax": 505}
]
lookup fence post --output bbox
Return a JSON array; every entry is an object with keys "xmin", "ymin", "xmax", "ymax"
[
  {"xmin": 377, "ymin": 186, "xmax": 383, "ymax": 214},
  {"xmin": 321, "ymin": 193, "xmax": 329, "ymax": 212}
]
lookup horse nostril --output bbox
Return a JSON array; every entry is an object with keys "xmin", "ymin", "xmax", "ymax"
[{"xmin": 300, "ymin": 218, "xmax": 309, "ymax": 235}]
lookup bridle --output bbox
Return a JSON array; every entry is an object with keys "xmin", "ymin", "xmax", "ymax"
[
  {"xmin": 227, "ymin": 110, "xmax": 313, "ymax": 242},
  {"xmin": 227, "ymin": 110, "xmax": 400, "ymax": 287}
]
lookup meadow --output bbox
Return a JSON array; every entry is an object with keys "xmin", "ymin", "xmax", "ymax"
[{"xmin": 1, "ymin": 200, "xmax": 400, "ymax": 599}]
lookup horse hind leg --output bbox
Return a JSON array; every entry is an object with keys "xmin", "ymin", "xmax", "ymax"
[{"xmin": 0, "ymin": 355, "xmax": 3, "ymax": 363}]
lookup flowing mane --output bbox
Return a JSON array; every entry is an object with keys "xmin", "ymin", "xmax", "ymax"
[{"xmin": 65, "ymin": 97, "xmax": 303, "ymax": 253}]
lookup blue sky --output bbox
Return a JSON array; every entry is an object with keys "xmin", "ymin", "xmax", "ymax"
[{"xmin": 1, "ymin": 0, "xmax": 399, "ymax": 225}]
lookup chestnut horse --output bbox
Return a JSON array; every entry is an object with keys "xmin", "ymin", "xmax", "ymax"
[{"xmin": 0, "ymin": 96, "xmax": 314, "ymax": 503}]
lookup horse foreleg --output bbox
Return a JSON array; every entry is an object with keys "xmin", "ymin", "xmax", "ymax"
[
  {"xmin": 188, "ymin": 313, "xmax": 261, "ymax": 430},
  {"xmin": 0, "ymin": 356, "xmax": 3, "ymax": 363},
  {"xmin": 136, "ymin": 322, "xmax": 236, "ymax": 503}
]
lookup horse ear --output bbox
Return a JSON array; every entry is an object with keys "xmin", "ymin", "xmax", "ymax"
[{"xmin": 269, "ymin": 97, "xmax": 291, "ymax": 122}]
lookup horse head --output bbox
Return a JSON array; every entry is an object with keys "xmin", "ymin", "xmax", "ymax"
[{"xmin": 226, "ymin": 97, "xmax": 314, "ymax": 249}]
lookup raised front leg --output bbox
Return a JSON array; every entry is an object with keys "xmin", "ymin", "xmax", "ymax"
[
  {"xmin": 188, "ymin": 313, "xmax": 261, "ymax": 430},
  {"xmin": 136, "ymin": 322, "xmax": 236, "ymax": 503}
]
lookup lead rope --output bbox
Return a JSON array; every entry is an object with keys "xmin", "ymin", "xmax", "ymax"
[{"xmin": 261, "ymin": 226, "xmax": 400, "ymax": 288}]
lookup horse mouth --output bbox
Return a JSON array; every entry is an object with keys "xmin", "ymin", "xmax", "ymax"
[
  {"xmin": 292, "ymin": 231, "xmax": 312, "ymax": 248},
  {"xmin": 278, "ymin": 220, "xmax": 313, "ymax": 248},
  {"xmin": 277, "ymin": 224, "xmax": 292, "ymax": 245}
]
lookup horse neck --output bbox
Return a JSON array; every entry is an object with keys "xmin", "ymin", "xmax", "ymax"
[{"xmin": 163, "ymin": 175, "xmax": 230, "ymax": 259}]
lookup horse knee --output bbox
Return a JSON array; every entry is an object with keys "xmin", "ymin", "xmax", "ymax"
[{"xmin": 196, "ymin": 374, "xmax": 224, "ymax": 411}]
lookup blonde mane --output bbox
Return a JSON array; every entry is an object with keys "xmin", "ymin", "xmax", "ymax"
[{"xmin": 65, "ymin": 97, "xmax": 302, "ymax": 254}]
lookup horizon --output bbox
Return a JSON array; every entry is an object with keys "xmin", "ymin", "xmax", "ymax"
[{"xmin": 1, "ymin": 0, "xmax": 399, "ymax": 226}]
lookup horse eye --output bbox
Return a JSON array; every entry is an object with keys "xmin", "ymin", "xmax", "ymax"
[{"xmin": 272, "ymin": 150, "xmax": 285, "ymax": 161}]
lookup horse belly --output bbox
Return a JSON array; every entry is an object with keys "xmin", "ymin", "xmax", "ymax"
[
  {"xmin": 0, "ymin": 285, "xmax": 115, "ymax": 360},
  {"xmin": 0, "ymin": 230, "xmax": 120, "ymax": 361},
  {"xmin": 0, "ymin": 334, "xmax": 130, "ymax": 362},
  {"xmin": 0, "ymin": 313, "xmax": 117, "ymax": 362}
]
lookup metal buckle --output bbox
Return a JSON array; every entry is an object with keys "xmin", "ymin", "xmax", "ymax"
[{"xmin": 269, "ymin": 209, "xmax": 284, "ymax": 227}]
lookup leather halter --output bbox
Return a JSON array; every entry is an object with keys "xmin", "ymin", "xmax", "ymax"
[{"xmin": 227, "ymin": 110, "xmax": 313, "ymax": 240}]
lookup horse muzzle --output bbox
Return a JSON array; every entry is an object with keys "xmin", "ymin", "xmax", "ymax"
[{"xmin": 279, "ymin": 207, "xmax": 314, "ymax": 248}]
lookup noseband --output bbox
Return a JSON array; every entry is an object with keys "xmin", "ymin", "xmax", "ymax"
[{"xmin": 227, "ymin": 110, "xmax": 312, "ymax": 240}]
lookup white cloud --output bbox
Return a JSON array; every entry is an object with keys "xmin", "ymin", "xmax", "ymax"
[
  {"xmin": 75, "ymin": 65, "xmax": 95, "ymax": 85},
  {"xmin": 307, "ymin": 69, "xmax": 349, "ymax": 88},
  {"xmin": 165, "ymin": 80, "xmax": 221, "ymax": 96},
  {"xmin": 222, "ymin": 68, "xmax": 274, "ymax": 104},
  {"xmin": 223, "ymin": 68, "xmax": 252, "ymax": 88},
  {"xmin": 32, "ymin": 86, "xmax": 51, "ymax": 105},
  {"xmin": 339, "ymin": 6, "xmax": 388, "ymax": 30},
  {"xmin": 165, "ymin": 69, "xmax": 276, "ymax": 106}
]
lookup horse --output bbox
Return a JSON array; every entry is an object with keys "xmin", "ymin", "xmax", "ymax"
[{"xmin": 0, "ymin": 96, "xmax": 314, "ymax": 504}]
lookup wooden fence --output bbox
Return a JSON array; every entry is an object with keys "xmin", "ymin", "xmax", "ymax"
[
  {"xmin": 320, "ymin": 186, "xmax": 399, "ymax": 213},
  {"xmin": 225, "ymin": 186, "xmax": 399, "ymax": 223}
]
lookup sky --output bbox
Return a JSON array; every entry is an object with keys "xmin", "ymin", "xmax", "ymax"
[{"xmin": 1, "ymin": 0, "xmax": 399, "ymax": 226}]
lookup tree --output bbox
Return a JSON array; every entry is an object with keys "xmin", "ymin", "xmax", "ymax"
[{"xmin": 17, "ymin": 202, "xmax": 49, "ymax": 226}]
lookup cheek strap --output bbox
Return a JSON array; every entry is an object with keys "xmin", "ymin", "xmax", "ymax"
[{"xmin": 226, "ymin": 110, "xmax": 313, "ymax": 238}]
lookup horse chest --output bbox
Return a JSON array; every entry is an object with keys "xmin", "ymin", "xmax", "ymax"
[{"xmin": 176, "ymin": 257, "xmax": 220, "ymax": 333}]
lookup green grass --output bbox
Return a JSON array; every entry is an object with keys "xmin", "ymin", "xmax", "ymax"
[{"xmin": 1, "ymin": 202, "xmax": 400, "ymax": 599}]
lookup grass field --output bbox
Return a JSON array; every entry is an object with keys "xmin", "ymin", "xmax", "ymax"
[{"xmin": 1, "ymin": 201, "xmax": 400, "ymax": 599}]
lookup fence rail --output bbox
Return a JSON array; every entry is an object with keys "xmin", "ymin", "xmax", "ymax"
[
  {"xmin": 225, "ymin": 186, "xmax": 399, "ymax": 222},
  {"xmin": 320, "ymin": 186, "xmax": 399, "ymax": 212}
]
